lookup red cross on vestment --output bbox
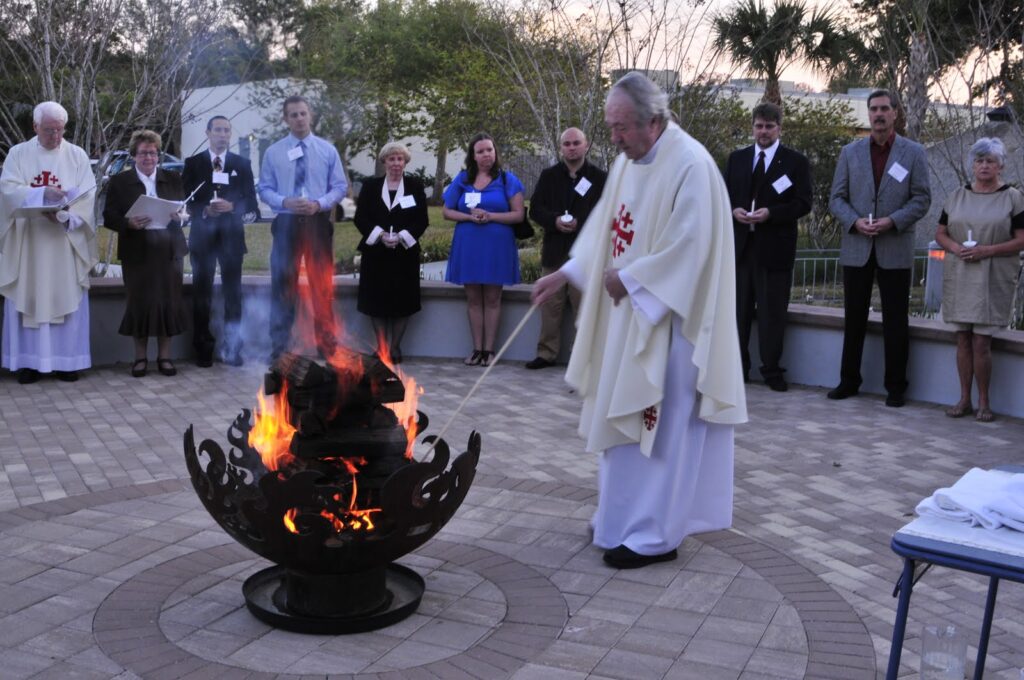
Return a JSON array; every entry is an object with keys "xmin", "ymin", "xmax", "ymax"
[
  {"xmin": 30, "ymin": 171, "xmax": 61, "ymax": 189},
  {"xmin": 611, "ymin": 204, "xmax": 635, "ymax": 258},
  {"xmin": 643, "ymin": 405, "xmax": 658, "ymax": 431}
]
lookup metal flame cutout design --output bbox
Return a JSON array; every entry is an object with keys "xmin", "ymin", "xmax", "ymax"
[{"xmin": 184, "ymin": 410, "xmax": 480, "ymax": 575}]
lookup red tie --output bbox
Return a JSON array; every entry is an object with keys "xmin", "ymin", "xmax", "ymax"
[{"xmin": 213, "ymin": 156, "xmax": 222, "ymax": 172}]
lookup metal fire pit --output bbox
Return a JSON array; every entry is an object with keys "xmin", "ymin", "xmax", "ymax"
[{"xmin": 183, "ymin": 353, "xmax": 480, "ymax": 634}]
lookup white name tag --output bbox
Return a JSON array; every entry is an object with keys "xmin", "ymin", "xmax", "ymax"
[
  {"xmin": 888, "ymin": 162, "xmax": 908, "ymax": 183},
  {"xmin": 464, "ymin": 192, "xmax": 482, "ymax": 208},
  {"xmin": 287, "ymin": 146, "xmax": 304, "ymax": 161},
  {"xmin": 399, "ymin": 194, "xmax": 416, "ymax": 209},
  {"xmin": 772, "ymin": 175, "xmax": 793, "ymax": 194},
  {"xmin": 212, "ymin": 171, "xmax": 230, "ymax": 185},
  {"xmin": 574, "ymin": 177, "xmax": 592, "ymax": 196}
]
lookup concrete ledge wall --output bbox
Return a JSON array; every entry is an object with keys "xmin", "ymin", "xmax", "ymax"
[{"xmin": 35, "ymin": 277, "xmax": 1024, "ymax": 418}]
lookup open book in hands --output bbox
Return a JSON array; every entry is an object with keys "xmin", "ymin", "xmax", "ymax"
[
  {"xmin": 13, "ymin": 185, "xmax": 95, "ymax": 218},
  {"xmin": 125, "ymin": 195, "xmax": 189, "ymax": 230}
]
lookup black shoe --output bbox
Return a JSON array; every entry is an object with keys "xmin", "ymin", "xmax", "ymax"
[
  {"xmin": 130, "ymin": 359, "xmax": 148, "ymax": 378},
  {"xmin": 54, "ymin": 371, "xmax": 79, "ymax": 382},
  {"xmin": 195, "ymin": 354, "xmax": 214, "ymax": 368},
  {"xmin": 525, "ymin": 357, "xmax": 555, "ymax": 370},
  {"xmin": 16, "ymin": 368, "xmax": 40, "ymax": 384},
  {"xmin": 885, "ymin": 393, "xmax": 906, "ymax": 408},
  {"xmin": 157, "ymin": 358, "xmax": 177, "ymax": 377},
  {"xmin": 602, "ymin": 545, "xmax": 678, "ymax": 569},
  {"xmin": 827, "ymin": 384, "xmax": 859, "ymax": 400},
  {"xmin": 765, "ymin": 376, "xmax": 788, "ymax": 392}
]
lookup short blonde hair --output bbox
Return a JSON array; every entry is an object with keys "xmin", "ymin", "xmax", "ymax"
[
  {"xmin": 378, "ymin": 142, "xmax": 411, "ymax": 164},
  {"xmin": 129, "ymin": 129, "xmax": 162, "ymax": 156}
]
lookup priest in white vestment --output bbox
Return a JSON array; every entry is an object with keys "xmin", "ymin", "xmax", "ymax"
[
  {"xmin": 0, "ymin": 101, "xmax": 98, "ymax": 384},
  {"xmin": 533, "ymin": 72, "xmax": 747, "ymax": 569}
]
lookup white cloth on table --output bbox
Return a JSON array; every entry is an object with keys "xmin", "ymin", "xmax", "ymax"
[{"xmin": 915, "ymin": 468, "xmax": 1024, "ymax": 532}]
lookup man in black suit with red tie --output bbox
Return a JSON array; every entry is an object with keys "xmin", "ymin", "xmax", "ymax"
[
  {"xmin": 723, "ymin": 103, "xmax": 812, "ymax": 392},
  {"xmin": 183, "ymin": 115, "xmax": 259, "ymax": 367}
]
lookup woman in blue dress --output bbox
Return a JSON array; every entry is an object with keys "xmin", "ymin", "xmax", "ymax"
[{"xmin": 443, "ymin": 133, "xmax": 525, "ymax": 366}]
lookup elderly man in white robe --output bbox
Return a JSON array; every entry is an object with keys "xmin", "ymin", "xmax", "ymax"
[
  {"xmin": 532, "ymin": 72, "xmax": 747, "ymax": 569},
  {"xmin": 0, "ymin": 101, "xmax": 97, "ymax": 384}
]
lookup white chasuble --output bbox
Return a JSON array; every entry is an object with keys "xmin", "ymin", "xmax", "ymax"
[
  {"xmin": 0, "ymin": 138, "xmax": 98, "ymax": 327},
  {"xmin": 567, "ymin": 123, "xmax": 747, "ymax": 457}
]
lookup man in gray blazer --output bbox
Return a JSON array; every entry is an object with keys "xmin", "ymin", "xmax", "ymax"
[{"xmin": 828, "ymin": 89, "xmax": 931, "ymax": 407}]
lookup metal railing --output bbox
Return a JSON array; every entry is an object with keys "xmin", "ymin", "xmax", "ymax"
[{"xmin": 791, "ymin": 249, "xmax": 933, "ymax": 315}]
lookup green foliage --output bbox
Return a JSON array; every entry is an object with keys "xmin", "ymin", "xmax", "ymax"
[
  {"xmin": 839, "ymin": 0, "xmax": 1024, "ymax": 120},
  {"xmin": 518, "ymin": 248, "xmax": 542, "ymax": 284},
  {"xmin": 418, "ymin": 230, "xmax": 454, "ymax": 264},
  {"xmin": 712, "ymin": 0, "xmax": 851, "ymax": 105},
  {"xmin": 673, "ymin": 83, "xmax": 750, "ymax": 168},
  {"xmin": 781, "ymin": 96, "xmax": 858, "ymax": 248}
]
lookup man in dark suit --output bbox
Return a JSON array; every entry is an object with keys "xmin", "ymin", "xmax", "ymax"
[
  {"xmin": 525, "ymin": 127, "xmax": 607, "ymax": 369},
  {"xmin": 182, "ymin": 115, "xmax": 258, "ymax": 367},
  {"xmin": 724, "ymin": 103, "xmax": 812, "ymax": 392},
  {"xmin": 828, "ymin": 89, "xmax": 931, "ymax": 407}
]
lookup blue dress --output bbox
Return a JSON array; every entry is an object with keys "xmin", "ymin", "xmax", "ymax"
[{"xmin": 444, "ymin": 170, "xmax": 523, "ymax": 285}]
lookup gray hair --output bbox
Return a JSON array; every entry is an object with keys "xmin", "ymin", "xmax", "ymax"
[
  {"xmin": 969, "ymin": 137, "xmax": 1006, "ymax": 168},
  {"xmin": 378, "ymin": 142, "xmax": 411, "ymax": 164},
  {"xmin": 33, "ymin": 101, "xmax": 68, "ymax": 125},
  {"xmin": 608, "ymin": 72, "xmax": 670, "ymax": 127}
]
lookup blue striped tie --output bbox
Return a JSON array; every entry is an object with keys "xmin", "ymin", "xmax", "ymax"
[{"xmin": 293, "ymin": 141, "xmax": 306, "ymax": 196}]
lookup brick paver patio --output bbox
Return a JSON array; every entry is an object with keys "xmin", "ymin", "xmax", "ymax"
[{"xmin": 0, "ymin": 358, "xmax": 1021, "ymax": 679}]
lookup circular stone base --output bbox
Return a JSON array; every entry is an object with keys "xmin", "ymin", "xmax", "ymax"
[{"xmin": 242, "ymin": 563, "xmax": 425, "ymax": 634}]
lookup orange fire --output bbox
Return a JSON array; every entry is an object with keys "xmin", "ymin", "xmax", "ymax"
[
  {"xmin": 281, "ymin": 457, "xmax": 381, "ymax": 534},
  {"xmin": 249, "ymin": 385, "xmax": 297, "ymax": 471},
  {"xmin": 376, "ymin": 336, "xmax": 423, "ymax": 459}
]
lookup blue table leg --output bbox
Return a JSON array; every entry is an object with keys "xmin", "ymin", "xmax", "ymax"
[
  {"xmin": 887, "ymin": 558, "xmax": 916, "ymax": 680},
  {"xmin": 973, "ymin": 577, "xmax": 1000, "ymax": 680}
]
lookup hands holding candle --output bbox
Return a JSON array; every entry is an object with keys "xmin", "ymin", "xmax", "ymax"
[{"xmin": 854, "ymin": 211, "xmax": 896, "ymax": 237}]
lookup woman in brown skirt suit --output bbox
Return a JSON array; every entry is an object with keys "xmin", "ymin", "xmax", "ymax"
[{"xmin": 103, "ymin": 130, "xmax": 189, "ymax": 377}]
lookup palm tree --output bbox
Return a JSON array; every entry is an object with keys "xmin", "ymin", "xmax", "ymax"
[{"xmin": 712, "ymin": 0, "xmax": 850, "ymax": 105}]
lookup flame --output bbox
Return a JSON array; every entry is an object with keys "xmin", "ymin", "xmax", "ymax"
[
  {"xmin": 284, "ymin": 508, "xmax": 298, "ymax": 533},
  {"xmin": 376, "ymin": 334, "xmax": 422, "ymax": 459},
  {"xmin": 248, "ymin": 386, "xmax": 297, "ymax": 471},
  {"xmin": 281, "ymin": 457, "xmax": 381, "ymax": 534}
]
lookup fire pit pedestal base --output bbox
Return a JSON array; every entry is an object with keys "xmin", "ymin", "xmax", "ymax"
[{"xmin": 242, "ymin": 564, "xmax": 425, "ymax": 634}]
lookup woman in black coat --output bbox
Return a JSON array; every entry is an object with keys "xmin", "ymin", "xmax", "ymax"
[
  {"xmin": 102, "ymin": 129, "xmax": 188, "ymax": 377},
  {"xmin": 354, "ymin": 142, "xmax": 429, "ymax": 362}
]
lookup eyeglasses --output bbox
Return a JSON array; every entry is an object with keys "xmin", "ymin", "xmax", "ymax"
[{"xmin": 135, "ymin": 151, "xmax": 160, "ymax": 157}]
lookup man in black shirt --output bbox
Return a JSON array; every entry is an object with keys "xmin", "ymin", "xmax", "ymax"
[{"xmin": 526, "ymin": 127, "xmax": 607, "ymax": 369}]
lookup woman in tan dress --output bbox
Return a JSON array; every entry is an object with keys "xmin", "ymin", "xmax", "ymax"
[{"xmin": 935, "ymin": 137, "xmax": 1024, "ymax": 422}]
